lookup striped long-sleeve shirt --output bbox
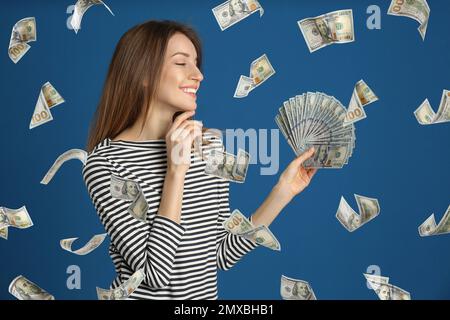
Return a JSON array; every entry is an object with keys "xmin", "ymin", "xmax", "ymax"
[{"xmin": 82, "ymin": 134, "xmax": 258, "ymax": 299}]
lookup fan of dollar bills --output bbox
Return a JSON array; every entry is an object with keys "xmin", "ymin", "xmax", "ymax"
[{"xmin": 275, "ymin": 92, "xmax": 356, "ymax": 168}]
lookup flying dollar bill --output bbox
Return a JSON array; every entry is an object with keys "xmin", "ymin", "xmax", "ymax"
[
  {"xmin": 212, "ymin": 0, "xmax": 264, "ymax": 31},
  {"xmin": 297, "ymin": 9, "xmax": 354, "ymax": 53},
  {"xmin": 0, "ymin": 227, "xmax": 8, "ymax": 240},
  {"xmin": 414, "ymin": 90, "xmax": 450, "ymax": 125},
  {"xmin": 41, "ymin": 149, "xmax": 87, "ymax": 184},
  {"xmin": 280, "ymin": 275, "xmax": 317, "ymax": 300},
  {"xmin": 9, "ymin": 275, "xmax": 55, "ymax": 300},
  {"xmin": 234, "ymin": 75, "xmax": 254, "ymax": 98},
  {"xmin": 0, "ymin": 206, "xmax": 33, "ymax": 230},
  {"xmin": 223, "ymin": 209, "xmax": 281, "ymax": 250},
  {"xmin": 388, "ymin": 0, "xmax": 430, "ymax": 40},
  {"xmin": 204, "ymin": 148, "xmax": 250, "ymax": 183},
  {"xmin": 110, "ymin": 175, "xmax": 148, "ymax": 221},
  {"xmin": 336, "ymin": 194, "xmax": 380, "ymax": 232},
  {"xmin": 60, "ymin": 233, "xmax": 107, "ymax": 255},
  {"xmin": 343, "ymin": 80, "xmax": 379, "ymax": 126},
  {"xmin": 29, "ymin": 82, "xmax": 65, "ymax": 129},
  {"xmin": 71, "ymin": 0, "xmax": 114, "ymax": 34},
  {"xmin": 0, "ymin": 206, "xmax": 32, "ymax": 240},
  {"xmin": 8, "ymin": 17, "xmax": 36, "ymax": 63},
  {"xmin": 96, "ymin": 269, "xmax": 145, "ymax": 300},
  {"xmin": 364, "ymin": 273, "xmax": 411, "ymax": 300},
  {"xmin": 418, "ymin": 205, "xmax": 450, "ymax": 237},
  {"xmin": 234, "ymin": 54, "xmax": 275, "ymax": 98},
  {"xmin": 240, "ymin": 225, "xmax": 281, "ymax": 250}
]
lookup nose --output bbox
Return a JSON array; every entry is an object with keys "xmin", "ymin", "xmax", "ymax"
[{"xmin": 190, "ymin": 65, "xmax": 204, "ymax": 83}]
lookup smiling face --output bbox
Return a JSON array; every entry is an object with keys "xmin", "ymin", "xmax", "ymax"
[{"xmin": 154, "ymin": 32, "xmax": 204, "ymax": 114}]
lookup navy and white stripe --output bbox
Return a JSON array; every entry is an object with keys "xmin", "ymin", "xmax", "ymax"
[{"xmin": 82, "ymin": 134, "xmax": 257, "ymax": 299}]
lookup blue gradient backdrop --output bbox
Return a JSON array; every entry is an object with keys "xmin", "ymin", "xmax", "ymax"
[{"xmin": 1, "ymin": 0, "xmax": 449, "ymax": 300}]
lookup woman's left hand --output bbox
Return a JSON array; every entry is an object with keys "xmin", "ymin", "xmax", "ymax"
[{"xmin": 276, "ymin": 148, "xmax": 318, "ymax": 200}]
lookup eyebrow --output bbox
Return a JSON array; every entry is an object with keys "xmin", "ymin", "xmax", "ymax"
[{"xmin": 171, "ymin": 52, "xmax": 197, "ymax": 61}]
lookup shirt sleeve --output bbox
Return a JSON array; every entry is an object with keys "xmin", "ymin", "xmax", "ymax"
[
  {"xmin": 82, "ymin": 152, "xmax": 186, "ymax": 288},
  {"xmin": 215, "ymin": 179, "xmax": 258, "ymax": 270}
]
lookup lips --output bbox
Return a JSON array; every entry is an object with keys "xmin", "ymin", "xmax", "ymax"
[{"xmin": 180, "ymin": 86, "xmax": 198, "ymax": 98}]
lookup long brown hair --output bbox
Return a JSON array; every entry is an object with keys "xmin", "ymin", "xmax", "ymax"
[{"xmin": 86, "ymin": 20, "xmax": 203, "ymax": 153}]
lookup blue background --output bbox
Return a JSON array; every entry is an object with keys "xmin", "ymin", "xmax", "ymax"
[{"xmin": 1, "ymin": 0, "xmax": 449, "ymax": 300}]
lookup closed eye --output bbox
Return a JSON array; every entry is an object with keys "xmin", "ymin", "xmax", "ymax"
[{"xmin": 175, "ymin": 63, "xmax": 186, "ymax": 66}]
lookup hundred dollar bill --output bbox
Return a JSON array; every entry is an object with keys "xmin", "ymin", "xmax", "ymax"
[
  {"xmin": 71, "ymin": 0, "xmax": 114, "ymax": 34},
  {"xmin": 0, "ymin": 227, "xmax": 8, "ymax": 240},
  {"xmin": 60, "ymin": 233, "xmax": 107, "ymax": 255},
  {"xmin": 223, "ymin": 209, "xmax": 280, "ymax": 250},
  {"xmin": 212, "ymin": 0, "xmax": 264, "ymax": 31},
  {"xmin": 9, "ymin": 275, "xmax": 55, "ymax": 300},
  {"xmin": 234, "ymin": 75, "xmax": 254, "ymax": 98},
  {"xmin": 240, "ymin": 224, "xmax": 281, "ymax": 251},
  {"xmin": 388, "ymin": 0, "xmax": 430, "ymax": 40},
  {"xmin": 96, "ymin": 269, "xmax": 144, "ymax": 300},
  {"xmin": 297, "ymin": 9, "xmax": 354, "ymax": 53},
  {"xmin": 8, "ymin": 17, "xmax": 36, "ymax": 63},
  {"xmin": 0, "ymin": 206, "xmax": 33, "ymax": 230},
  {"xmin": 30, "ymin": 82, "xmax": 65, "ymax": 129},
  {"xmin": 128, "ymin": 192, "xmax": 149, "ymax": 221},
  {"xmin": 363, "ymin": 273, "xmax": 390, "ymax": 291},
  {"xmin": 414, "ymin": 90, "xmax": 450, "ymax": 125},
  {"xmin": 41, "ymin": 149, "xmax": 87, "ymax": 184},
  {"xmin": 343, "ymin": 80, "xmax": 379, "ymax": 126},
  {"xmin": 110, "ymin": 175, "xmax": 148, "ymax": 221},
  {"xmin": 205, "ymin": 148, "xmax": 250, "ymax": 183},
  {"xmin": 418, "ymin": 205, "xmax": 450, "ymax": 237},
  {"xmin": 234, "ymin": 54, "xmax": 275, "ymax": 98},
  {"xmin": 250, "ymin": 54, "xmax": 275, "ymax": 88},
  {"xmin": 302, "ymin": 144, "xmax": 349, "ymax": 168},
  {"xmin": 364, "ymin": 273, "xmax": 411, "ymax": 300},
  {"xmin": 336, "ymin": 194, "xmax": 380, "ymax": 232},
  {"xmin": 280, "ymin": 275, "xmax": 317, "ymax": 300},
  {"xmin": 223, "ymin": 209, "xmax": 254, "ymax": 234}
]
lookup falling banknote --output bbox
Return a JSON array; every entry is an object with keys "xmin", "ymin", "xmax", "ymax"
[
  {"xmin": 8, "ymin": 17, "xmax": 36, "ymax": 63},
  {"xmin": 29, "ymin": 82, "xmax": 65, "ymax": 129},
  {"xmin": 96, "ymin": 269, "xmax": 145, "ymax": 300},
  {"xmin": 41, "ymin": 149, "xmax": 87, "ymax": 184},
  {"xmin": 418, "ymin": 205, "xmax": 450, "ymax": 237},
  {"xmin": 9, "ymin": 275, "xmax": 55, "ymax": 300},
  {"xmin": 297, "ymin": 9, "xmax": 354, "ymax": 53},
  {"xmin": 336, "ymin": 194, "xmax": 380, "ymax": 232},
  {"xmin": 60, "ymin": 233, "xmax": 107, "ymax": 255},
  {"xmin": 212, "ymin": 0, "xmax": 264, "ymax": 31},
  {"xmin": 280, "ymin": 275, "xmax": 317, "ymax": 300},
  {"xmin": 0, "ymin": 206, "xmax": 33, "ymax": 240},
  {"xmin": 223, "ymin": 209, "xmax": 280, "ymax": 251},
  {"xmin": 343, "ymin": 80, "xmax": 379, "ymax": 126},
  {"xmin": 388, "ymin": 0, "xmax": 430, "ymax": 40},
  {"xmin": 234, "ymin": 54, "xmax": 275, "ymax": 98},
  {"xmin": 414, "ymin": 90, "xmax": 450, "ymax": 125},
  {"xmin": 71, "ymin": 0, "xmax": 114, "ymax": 34},
  {"xmin": 204, "ymin": 148, "xmax": 250, "ymax": 183},
  {"xmin": 0, "ymin": 227, "xmax": 8, "ymax": 240},
  {"xmin": 110, "ymin": 175, "xmax": 148, "ymax": 221},
  {"xmin": 364, "ymin": 273, "xmax": 411, "ymax": 300}
]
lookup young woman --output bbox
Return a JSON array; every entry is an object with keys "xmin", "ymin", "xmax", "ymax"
[{"xmin": 83, "ymin": 20, "xmax": 317, "ymax": 300}]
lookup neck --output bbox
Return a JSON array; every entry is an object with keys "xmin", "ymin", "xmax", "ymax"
[{"xmin": 118, "ymin": 103, "xmax": 177, "ymax": 141}]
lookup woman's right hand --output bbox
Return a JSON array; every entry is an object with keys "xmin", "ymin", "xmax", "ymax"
[{"xmin": 165, "ymin": 111, "xmax": 203, "ymax": 175}]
